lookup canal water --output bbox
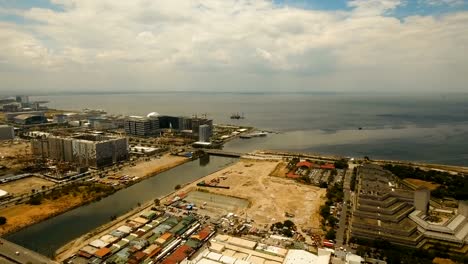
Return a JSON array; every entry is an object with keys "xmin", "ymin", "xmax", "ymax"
[{"xmin": 4, "ymin": 155, "xmax": 237, "ymax": 257}]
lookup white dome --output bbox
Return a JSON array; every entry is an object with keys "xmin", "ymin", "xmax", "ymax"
[{"xmin": 147, "ymin": 112, "xmax": 160, "ymax": 118}]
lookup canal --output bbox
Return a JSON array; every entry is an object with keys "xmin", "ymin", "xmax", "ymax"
[{"xmin": 4, "ymin": 155, "xmax": 237, "ymax": 257}]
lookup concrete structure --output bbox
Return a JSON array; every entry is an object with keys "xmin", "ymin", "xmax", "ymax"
[
  {"xmin": 199, "ymin": 124, "xmax": 212, "ymax": 142},
  {"xmin": 32, "ymin": 133, "xmax": 128, "ymax": 168},
  {"xmin": 2, "ymin": 102, "xmax": 21, "ymax": 112},
  {"xmin": 0, "ymin": 238, "xmax": 57, "ymax": 264},
  {"xmin": 191, "ymin": 117, "xmax": 213, "ymax": 138},
  {"xmin": 13, "ymin": 114, "xmax": 48, "ymax": 125},
  {"xmin": 351, "ymin": 164, "xmax": 421, "ymax": 247},
  {"xmin": 352, "ymin": 164, "xmax": 468, "ymax": 254},
  {"xmin": 124, "ymin": 116, "xmax": 160, "ymax": 137},
  {"xmin": 4, "ymin": 111, "xmax": 45, "ymax": 121},
  {"xmin": 0, "ymin": 125, "xmax": 14, "ymax": 140},
  {"xmin": 414, "ymin": 188, "xmax": 430, "ymax": 214}
]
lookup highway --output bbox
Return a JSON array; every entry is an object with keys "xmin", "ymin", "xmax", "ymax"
[
  {"xmin": 335, "ymin": 165, "xmax": 354, "ymax": 249},
  {"xmin": 0, "ymin": 238, "xmax": 57, "ymax": 264}
]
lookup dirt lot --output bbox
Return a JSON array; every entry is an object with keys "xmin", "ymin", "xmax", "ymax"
[
  {"xmin": 104, "ymin": 154, "xmax": 188, "ymax": 183},
  {"xmin": 0, "ymin": 140, "xmax": 34, "ymax": 174},
  {"xmin": 0, "ymin": 194, "xmax": 87, "ymax": 235},
  {"xmin": 269, "ymin": 162, "xmax": 290, "ymax": 177},
  {"xmin": 180, "ymin": 159, "xmax": 326, "ymax": 230},
  {"xmin": 0, "ymin": 177, "xmax": 55, "ymax": 195},
  {"xmin": 404, "ymin": 178, "xmax": 440, "ymax": 191}
]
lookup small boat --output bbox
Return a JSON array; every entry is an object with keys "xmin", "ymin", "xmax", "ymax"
[{"xmin": 230, "ymin": 112, "xmax": 245, "ymax": 119}]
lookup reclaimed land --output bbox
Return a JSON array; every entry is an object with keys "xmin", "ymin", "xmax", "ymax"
[{"xmin": 0, "ymin": 155, "xmax": 188, "ymax": 236}]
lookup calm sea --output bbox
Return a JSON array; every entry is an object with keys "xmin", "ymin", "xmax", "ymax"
[{"xmin": 33, "ymin": 92, "xmax": 468, "ymax": 166}]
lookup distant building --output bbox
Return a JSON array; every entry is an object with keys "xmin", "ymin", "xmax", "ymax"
[
  {"xmin": 158, "ymin": 115, "xmax": 183, "ymax": 130},
  {"xmin": 32, "ymin": 133, "xmax": 129, "ymax": 168},
  {"xmin": 13, "ymin": 114, "xmax": 48, "ymax": 125},
  {"xmin": 124, "ymin": 116, "xmax": 160, "ymax": 137},
  {"xmin": 53, "ymin": 114, "xmax": 68, "ymax": 124},
  {"xmin": 2, "ymin": 103, "xmax": 21, "ymax": 112},
  {"xmin": 15, "ymin": 95, "xmax": 29, "ymax": 104},
  {"xmin": 4, "ymin": 111, "xmax": 45, "ymax": 121},
  {"xmin": 0, "ymin": 125, "xmax": 14, "ymax": 140},
  {"xmin": 191, "ymin": 117, "xmax": 213, "ymax": 138},
  {"xmin": 198, "ymin": 124, "xmax": 212, "ymax": 142}
]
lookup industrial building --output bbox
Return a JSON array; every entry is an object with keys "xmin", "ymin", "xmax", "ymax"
[
  {"xmin": 32, "ymin": 133, "xmax": 129, "ymax": 168},
  {"xmin": 13, "ymin": 113, "xmax": 48, "ymax": 125},
  {"xmin": 351, "ymin": 164, "xmax": 468, "ymax": 253},
  {"xmin": 0, "ymin": 125, "xmax": 14, "ymax": 140},
  {"xmin": 198, "ymin": 124, "xmax": 212, "ymax": 142}
]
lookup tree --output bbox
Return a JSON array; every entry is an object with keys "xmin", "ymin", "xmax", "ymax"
[
  {"xmin": 174, "ymin": 184, "xmax": 181, "ymax": 190},
  {"xmin": 325, "ymin": 229, "xmax": 336, "ymax": 240},
  {"xmin": 154, "ymin": 198, "xmax": 160, "ymax": 206},
  {"xmin": 283, "ymin": 220, "xmax": 295, "ymax": 229},
  {"xmin": 28, "ymin": 195, "xmax": 43, "ymax": 205},
  {"xmin": 0, "ymin": 216, "xmax": 6, "ymax": 225}
]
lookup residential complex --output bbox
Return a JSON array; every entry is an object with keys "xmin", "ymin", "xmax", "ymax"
[{"xmin": 32, "ymin": 133, "xmax": 129, "ymax": 168}]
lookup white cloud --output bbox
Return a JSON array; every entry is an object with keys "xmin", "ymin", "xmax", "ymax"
[
  {"xmin": 0, "ymin": 0, "xmax": 467, "ymax": 93},
  {"xmin": 424, "ymin": 0, "xmax": 465, "ymax": 7}
]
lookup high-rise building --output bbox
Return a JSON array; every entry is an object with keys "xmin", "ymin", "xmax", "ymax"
[
  {"xmin": 124, "ymin": 117, "xmax": 159, "ymax": 137},
  {"xmin": 32, "ymin": 134, "xmax": 128, "ymax": 168},
  {"xmin": 199, "ymin": 124, "xmax": 212, "ymax": 142},
  {"xmin": 191, "ymin": 118, "xmax": 213, "ymax": 137}
]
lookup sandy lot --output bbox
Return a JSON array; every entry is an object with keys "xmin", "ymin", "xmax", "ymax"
[
  {"xmin": 269, "ymin": 162, "xmax": 290, "ymax": 177},
  {"xmin": 0, "ymin": 176, "xmax": 55, "ymax": 195},
  {"xmin": 404, "ymin": 178, "xmax": 440, "ymax": 191},
  {"xmin": 0, "ymin": 141, "xmax": 34, "ymax": 174},
  {"xmin": 0, "ymin": 194, "xmax": 87, "ymax": 235},
  {"xmin": 180, "ymin": 159, "xmax": 326, "ymax": 230},
  {"xmin": 111, "ymin": 154, "xmax": 188, "ymax": 180}
]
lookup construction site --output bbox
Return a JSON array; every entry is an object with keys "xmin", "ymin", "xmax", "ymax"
[{"xmin": 58, "ymin": 158, "xmax": 339, "ymax": 264}]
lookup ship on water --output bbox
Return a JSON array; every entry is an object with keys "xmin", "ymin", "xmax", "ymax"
[{"xmin": 230, "ymin": 112, "xmax": 245, "ymax": 119}]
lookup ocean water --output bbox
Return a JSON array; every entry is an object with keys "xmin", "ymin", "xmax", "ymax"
[{"xmin": 33, "ymin": 92, "xmax": 468, "ymax": 166}]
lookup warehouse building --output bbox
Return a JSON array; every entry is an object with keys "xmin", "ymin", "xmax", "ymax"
[
  {"xmin": 13, "ymin": 113, "xmax": 48, "ymax": 125},
  {"xmin": 32, "ymin": 133, "xmax": 128, "ymax": 168},
  {"xmin": 0, "ymin": 125, "xmax": 14, "ymax": 140}
]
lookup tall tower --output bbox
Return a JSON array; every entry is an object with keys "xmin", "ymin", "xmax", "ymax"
[{"xmin": 414, "ymin": 187, "xmax": 430, "ymax": 215}]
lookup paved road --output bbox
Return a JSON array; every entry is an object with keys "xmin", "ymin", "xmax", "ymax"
[
  {"xmin": 335, "ymin": 167, "xmax": 353, "ymax": 248},
  {"xmin": 0, "ymin": 238, "xmax": 58, "ymax": 264}
]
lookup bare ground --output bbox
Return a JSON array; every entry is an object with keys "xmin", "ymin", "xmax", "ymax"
[
  {"xmin": 0, "ymin": 177, "xmax": 55, "ymax": 195},
  {"xmin": 0, "ymin": 194, "xmax": 89, "ymax": 235},
  {"xmin": 404, "ymin": 178, "xmax": 440, "ymax": 191},
  {"xmin": 180, "ymin": 159, "xmax": 326, "ymax": 230}
]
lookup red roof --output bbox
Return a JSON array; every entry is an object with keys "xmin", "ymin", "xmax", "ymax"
[
  {"xmin": 94, "ymin": 247, "xmax": 111, "ymax": 258},
  {"xmin": 320, "ymin": 164, "xmax": 335, "ymax": 169},
  {"xmin": 296, "ymin": 161, "xmax": 313, "ymax": 168},
  {"xmin": 287, "ymin": 172, "xmax": 300, "ymax": 178},
  {"xmin": 161, "ymin": 245, "xmax": 193, "ymax": 264},
  {"xmin": 195, "ymin": 226, "xmax": 212, "ymax": 241}
]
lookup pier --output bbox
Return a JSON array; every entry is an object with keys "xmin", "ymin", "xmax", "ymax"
[{"xmin": 203, "ymin": 149, "xmax": 245, "ymax": 158}]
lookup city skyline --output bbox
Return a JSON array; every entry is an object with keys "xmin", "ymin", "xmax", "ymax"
[{"xmin": 0, "ymin": 0, "xmax": 467, "ymax": 93}]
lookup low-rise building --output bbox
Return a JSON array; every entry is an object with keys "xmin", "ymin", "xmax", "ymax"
[{"xmin": 0, "ymin": 125, "xmax": 14, "ymax": 140}]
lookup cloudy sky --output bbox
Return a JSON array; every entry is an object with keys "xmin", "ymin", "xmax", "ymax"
[{"xmin": 0, "ymin": 0, "xmax": 467, "ymax": 94}]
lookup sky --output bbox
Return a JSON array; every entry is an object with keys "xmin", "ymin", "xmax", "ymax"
[{"xmin": 0, "ymin": 0, "xmax": 467, "ymax": 94}]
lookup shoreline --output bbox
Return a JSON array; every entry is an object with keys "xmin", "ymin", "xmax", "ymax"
[{"xmin": 0, "ymin": 156, "xmax": 189, "ymax": 237}]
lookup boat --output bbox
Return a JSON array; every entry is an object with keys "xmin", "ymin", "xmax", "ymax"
[{"xmin": 230, "ymin": 112, "xmax": 245, "ymax": 119}]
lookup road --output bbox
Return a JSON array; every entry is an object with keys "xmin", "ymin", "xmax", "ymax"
[
  {"xmin": 335, "ymin": 166, "xmax": 354, "ymax": 249},
  {"xmin": 0, "ymin": 238, "xmax": 57, "ymax": 264}
]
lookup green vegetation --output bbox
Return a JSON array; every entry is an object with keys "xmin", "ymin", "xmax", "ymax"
[
  {"xmin": 28, "ymin": 194, "xmax": 43, "ymax": 205},
  {"xmin": 383, "ymin": 164, "xmax": 468, "ymax": 200},
  {"xmin": 174, "ymin": 184, "xmax": 182, "ymax": 190},
  {"xmin": 334, "ymin": 159, "xmax": 349, "ymax": 169},
  {"xmin": 43, "ymin": 182, "xmax": 115, "ymax": 201},
  {"xmin": 325, "ymin": 229, "xmax": 336, "ymax": 240},
  {"xmin": 0, "ymin": 216, "xmax": 6, "ymax": 225},
  {"xmin": 350, "ymin": 167, "xmax": 357, "ymax": 192},
  {"xmin": 270, "ymin": 220, "xmax": 297, "ymax": 237}
]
